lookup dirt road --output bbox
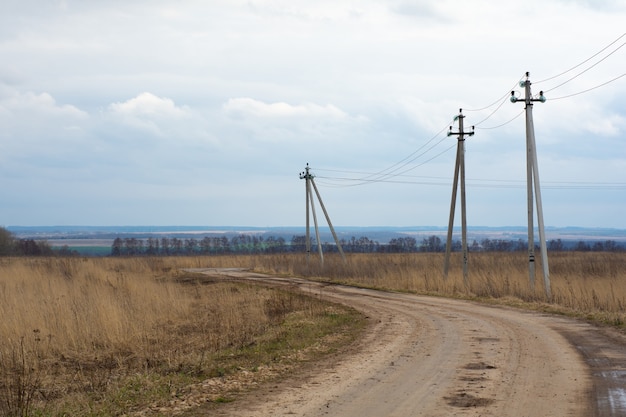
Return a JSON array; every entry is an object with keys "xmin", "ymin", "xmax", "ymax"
[{"xmin": 190, "ymin": 268, "xmax": 626, "ymax": 417}]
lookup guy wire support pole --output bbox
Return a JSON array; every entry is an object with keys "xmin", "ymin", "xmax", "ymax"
[
  {"xmin": 309, "ymin": 180, "xmax": 324, "ymax": 267},
  {"xmin": 510, "ymin": 72, "xmax": 551, "ymax": 300},
  {"xmin": 299, "ymin": 164, "xmax": 346, "ymax": 268},
  {"xmin": 310, "ymin": 178, "xmax": 346, "ymax": 263},
  {"xmin": 444, "ymin": 109, "xmax": 474, "ymax": 287},
  {"xmin": 300, "ymin": 164, "xmax": 323, "ymax": 266}
]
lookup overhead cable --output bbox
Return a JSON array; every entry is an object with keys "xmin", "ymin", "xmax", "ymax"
[
  {"xmin": 471, "ymin": 95, "xmax": 509, "ymax": 126},
  {"xmin": 312, "ymin": 141, "xmax": 457, "ymax": 188},
  {"xmin": 549, "ymin": 73, "xmax": 626, "ymax": 100},
  {"xmin": 464, "ymin": 76, "xmax": 525, "ymax": 112},
  {"xmin": 337, "ymin": 122, "xmax": 453, "ymax": 187},
  {"xmin": 536, "ymin": 32, "xmax": 625, "ymax": 84},
  {"xmin": 315, "ymin": 173, "xmax": 626, "ymax": 190},
  {"xmin": 475, "ymin": 110, "xmax": 524, "ymax": 130},
  {"xmin": 543, "ymin": 40, "xmax": 625, "ymax": 93},
  {"xmin": 314, "ymin": 34, "xmax": 625, "ymax": 191}
]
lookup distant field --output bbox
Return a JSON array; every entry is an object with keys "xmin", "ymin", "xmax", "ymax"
[
  {"xmin": 56, "ymin": 245, "xmax": 112, "ymax": 256},
  {"xmin": 48, "ymin": 239, "xmax": 114, "ymax": 247},
  {"xmin": 49, "ymin": 239, "xmax": 114, "ymax": 256}
]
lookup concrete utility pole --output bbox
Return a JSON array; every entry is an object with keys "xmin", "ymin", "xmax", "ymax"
[
  {"xmin": 299, "ymin": 164, "xmax": 346, "ymax": 267},
  {"xmin": 444, "ymin": 109, "xmax": 474, "ymax": 287},
  {"xmin": 510, "ymin": 72, "xmax": 551, "ymax": 300}
]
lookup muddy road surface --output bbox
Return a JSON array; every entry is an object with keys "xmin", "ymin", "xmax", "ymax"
[{"xmin": 188, "ymin": 268, "xmax": 626, "ymax": 417}]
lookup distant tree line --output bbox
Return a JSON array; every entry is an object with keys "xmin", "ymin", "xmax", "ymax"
[
  {"xmin": 109, "ymin": 234, "xmax": 625, "ymax": 256},
  {"xmin": 1, "ymin": 225, "xmax": 624, "ymax": 258},
  {"xmin": 111, "ymin": 235, "xmax": 288, "ymax": 256},
  {"xmin": 0, "ymin": 226, "xmax": 80, "ymax": 256}
]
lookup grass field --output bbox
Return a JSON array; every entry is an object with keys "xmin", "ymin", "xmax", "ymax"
[
  {"xmin": 0, "ymin": 257, "xmax": 363, "ymax": 416},
  {"xmin": 1, "ymin": 252, "xmax": 624, "ymax": 416},
  {"xmin": 253, "ymin": 251, "xmax": 626, "ymax": 325}
]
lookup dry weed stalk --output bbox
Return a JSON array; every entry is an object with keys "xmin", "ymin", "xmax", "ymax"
[{"xmin": 0, "ymin": 334, "xmax": 44, "ymax": 417}]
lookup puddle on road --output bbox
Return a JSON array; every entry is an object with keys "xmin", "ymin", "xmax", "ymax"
[
  {"xmin": 597, "ymin": 371, "xmax": 626, "ymax": 414},
  {"xmin": 608, "ymin": 388, "xmax": 626, "ymax": 413}
]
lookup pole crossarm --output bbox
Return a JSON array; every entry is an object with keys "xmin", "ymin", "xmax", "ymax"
[
  {"xmin": 510, "ymin": 73, "xmax": 546, "ymax": 106},
  {"xmin": 444, "ymin": 109, "xmax": 474, "ymax": 286},
  {"xmin": 299, "ymin": 163, "xmax": 315, "ymax": 181},
  {"xmin": 446, "ymin": 109, "xmax": 475, "ymax": 140},
  {"xmin": 511, "ymin": 72, "xmax": 552, "ymax": 300}
]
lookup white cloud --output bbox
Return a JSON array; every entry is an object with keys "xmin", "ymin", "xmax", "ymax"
[
  {"xmin": 246, "ymin": 1, "xmax": 365, "ymax": 21},
  {"xmin": 0, "ymin": 0, "xmax": 624, "ymax": 227},
  {"xmin": 107, "ymin": 92, "xmax": 191, "ymax": 136},
  {"xmin": 389, "ymin": 0, "xmax": 449, "ymax": 20},
  {"xmin": 0, "ymin": 90, "xmax": 90, "ymax": 161},
  {"xmin": 0, "ymin": 90, "xmax": 87, "ymax": 119},
  {"xmin": 218, "ymin": 98, "xmax": 374, "ymax": 156},
  {"xmin": 223, "ymin": 98, "xmax": 348, "ymax": 119},
  {"xmin": 109, "ymin": 92, "xmax": 189, "ymax": 119},
  {"xmin": 583, "ymin": 113, "xmax": 625, "ymax": 137}
]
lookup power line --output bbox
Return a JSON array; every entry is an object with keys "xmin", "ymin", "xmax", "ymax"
[
  {"xmin": 475, "ymin": 110, "xmax": 524, "ymax": 130},
  {"xmin": 542, "ymin": 40, "xmax": 625, "ymax": 93},
  {"xmin": 462, "ymin": 76, "xmax": 526, "ymax": 127},
  {"xmin": 471, "ymin": 95, "xmax": 509, "ymax": 127},
  {"xmin": 329, "ymin": 123, "xmax": 454, "ymax": 187},
  {"xmin": 549, "ymin": 72, "xmax": 626, "ymax": 100},
  {"xmin": 341, "ymin": 77, "xmax": 526, "ymax": 186},
  {"xmin": 467, "ymin": 34, "xmax": 625, "ymax": 129},
  {"xmin": 312, "ymin": 35, "xmax": 625, "ymax": 193},
  {"xmin": 469, "ymin": 36, "xmax": 625, "ymax": 131},
  {"xmin": 315, "ymin": 177, "xmax": 626, "ymax": 190},
  {"xmin": 384, "ymin": 140, "xmax": 457, "ymax": 177},
  {"xmin": 314, "ymin": 170, "xmax": 626, "ymax": 190},
  {"xmin": 315, "ymin": 168, "xmax": 626, "ymax": 186},
  {"xmin": 536, "ymin": 32, "xmax": 625, "ymax": 84},
  {"xmin": 313, "ymin": 141, "xmax": 457, "ymax": 188},
  {"xmin": 464, "ymin": 76, "xmax": 525, "ymax": 112}
]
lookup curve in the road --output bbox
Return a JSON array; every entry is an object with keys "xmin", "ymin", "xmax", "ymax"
[{"xmin": 187, "ymin": 268, "xmax": 626, "ymax": 417}]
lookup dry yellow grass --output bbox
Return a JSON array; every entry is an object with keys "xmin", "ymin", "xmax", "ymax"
[
  {"xmin": 156, "ymin": 252, "xmax": 625, "ymax": 324},
  {"xmin": 1, "ymin": 251, "xmax": 624, "ymax": 416},
  {"xmin": 265, "ymin": 251, "xmax": 626, "ymax": 325},
  {"xmin": 0, "ymin": 256, "xmax": 362, "ymax": 416},
  {"xmin": 147, "ymin": 251, "xmax": 626, "ymax": 324}
]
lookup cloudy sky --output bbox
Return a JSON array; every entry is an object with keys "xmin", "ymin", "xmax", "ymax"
[{"xmin": 1, "ymin": 0, "xmax": 625, "ymax": 228}]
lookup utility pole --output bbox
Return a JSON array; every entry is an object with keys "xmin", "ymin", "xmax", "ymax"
[
  {"xmin": 444, "ymin": 109, "xmax": 474, "ymax": 287},
  {"xmin": 510, "ymin": 72, "xmax": 551, "ymax": 300},
  {"xmin": 304, "ymin": 164, "xmax": 311, "ymax": 264},
  {"xmin": 299, "ymin": 164, "xmax": 346, "ymax": 267}
]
